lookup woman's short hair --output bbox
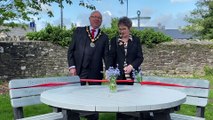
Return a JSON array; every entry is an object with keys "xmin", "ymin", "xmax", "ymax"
[{"xmin": 118, "ymin": 17, "xmax": 132, "ymax": 29}]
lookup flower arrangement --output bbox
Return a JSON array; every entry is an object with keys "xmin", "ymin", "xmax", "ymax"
[
  {"xmin": 106, "ymin": 67, "xmax": 120, "ymax": 93},
  {"xmin": 133, "ymin": 70, "xmax": 143, "ymax": 83}
]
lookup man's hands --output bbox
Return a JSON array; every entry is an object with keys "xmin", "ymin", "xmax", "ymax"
[{"xmin": 69, "ymin": 68, "xmax": 77, "ymax": 76}]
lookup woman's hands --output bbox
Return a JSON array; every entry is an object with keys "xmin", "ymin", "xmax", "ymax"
[{"xmin": 123, "ymin": 64, "xmax": 133, "ymax": 73}]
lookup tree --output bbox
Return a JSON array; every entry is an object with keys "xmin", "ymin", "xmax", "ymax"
[
  {"xmin": 201, "ymin": 1, "xmax": 213, "ymax": 39},
  {"xmin": 0, "ymin": 0, "xmax": 73, "ymax": 29},
  {"xmin": 1, "ymin": 0, "xmax": 123, "ymax": 31},
  {"xmin": 0, "ymin": 0, "xmax": 31, "ymax": 30},
  {"xmin": 183, "ymin": 0, "xmax": 213, "ymax": 39}
]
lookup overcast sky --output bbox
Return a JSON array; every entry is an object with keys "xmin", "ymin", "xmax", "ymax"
[{"xmin": 34, "ymin": 0, "xmax": 198, "ymax": 31}]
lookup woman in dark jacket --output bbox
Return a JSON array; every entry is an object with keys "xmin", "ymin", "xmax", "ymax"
[
  {"xmin": 108, "ymin": 16, "xmax": 144, "ymax": 85},
  {"xmin": 108, "ymin": 16, "xmax": 144, "ymax": 120}
]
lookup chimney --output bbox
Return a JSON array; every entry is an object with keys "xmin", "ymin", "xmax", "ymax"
[{"xmin": 157, "ymin": 23, "xmax": 165, "ymax": 30}]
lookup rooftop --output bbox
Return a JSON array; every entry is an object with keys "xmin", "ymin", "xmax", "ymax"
[
  {"xmin": 134, "ymin": 26, "xmax": 193, "ymax": 39},
  {"xmin": 0, "ymin": 26, "xmax": 33, "ymax": 38}
]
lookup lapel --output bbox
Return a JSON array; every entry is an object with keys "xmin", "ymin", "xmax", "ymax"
[
  {"xmin": 94, "ymin": 29, "xmax": 101, "ymax": 39},
  {"xmin": 117, "ymin": 37, "xmax": 134, "ymax": 58},
  {"xmin": 126, "ymin": 39, "xmax": 134, "ymax": 58},
  {"xmin": 82, "ymin": 26, "xmax": 89, "ymax": 49},
  {"xmin": 93, "ymin": 29, "xmax": 102, "ymax": 46},
  {"xmin": 117, "ymin": 39, "xmax": 125, "ymax": 57}
]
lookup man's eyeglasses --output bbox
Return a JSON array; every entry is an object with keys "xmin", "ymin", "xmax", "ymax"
[{"xmin": 90, "ymin": 16, "xmax": 102, "ymax": 20}]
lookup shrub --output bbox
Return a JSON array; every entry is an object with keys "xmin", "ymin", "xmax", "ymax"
[
  {"xmin": 131, "ymin": 28, "xmax": 172, "ymax": 47},
  {"xmin": 26, "ymin": 24, "xmax": 75, "ymax": 47},
  {"xmin": 26, "ymin": 24, "xmax": 172, "ymax": 47}
]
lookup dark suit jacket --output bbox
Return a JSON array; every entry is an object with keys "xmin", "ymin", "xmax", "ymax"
[
  {"xmin": 108, "ymin": 35, "xmax": 144, "ymax": 79},
  {"xmin": 67, "ymin": 26, "xmax": 109, "ymax": 79}
]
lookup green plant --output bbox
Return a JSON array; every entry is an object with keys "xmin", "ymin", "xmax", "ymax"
[
  {"xmin": 102, "ymin": 27, "xmax": 172, "ymax": 48},
  {"xmin": 27, "ymin": 22, "xmax": 172, "ymax": 48},
  {"xmin": 131, "ymin": 28, "xmax": 172, "ymax": 47},
  {"xmin": 26, "ymin": 24, "xmax": 75, "ymax": 47},
  {"xmin": 0, "ymin": 80, "xmax": 3, "ymax": 85},
  {"xmin": 204, "ymin": 66, "xmax": 213, "ymax": 76},
  {"xmin": 102, "ymin": 28, "xmax": 119, "ymax": 40}
]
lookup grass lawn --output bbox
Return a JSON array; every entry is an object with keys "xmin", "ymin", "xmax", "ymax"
[{"xmin": 0, "ymin": 75, "xmax": 212, "ymax": 120}]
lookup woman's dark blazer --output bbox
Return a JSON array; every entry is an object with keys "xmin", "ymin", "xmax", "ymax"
[
  {"xmin": 108, "ymin": 35, "xmax": 144, "ymax": 79},
  {"xmin": 67, "ymin": 26, "xmax": 109, "ymax": 79}
]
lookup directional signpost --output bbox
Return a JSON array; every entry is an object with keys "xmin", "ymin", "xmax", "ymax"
[{"xmin": 130, "ymin": 10, "xmax": 151, "ymax": 28}]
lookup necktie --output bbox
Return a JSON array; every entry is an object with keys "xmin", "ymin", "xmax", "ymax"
[{"xmin": 91, "ymin": 29, "xmax": 96, "ymax": 39}]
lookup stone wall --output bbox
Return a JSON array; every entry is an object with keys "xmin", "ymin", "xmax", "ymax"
[
  {"xmin": 0, "ymin": 41, "xmax": 68, "ymax": 80},
  {"xmin": 0, "ymin": 40, "xmax": 213, "ymax": 80},
  {"xmin": 142, "ymin": 40, "xmax": 213, "ymax": 76}
]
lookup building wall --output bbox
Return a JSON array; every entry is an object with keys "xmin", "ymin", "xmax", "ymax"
[{"xmin": 0, "ymin": 40, "xmax": 213, "ymax": 80}]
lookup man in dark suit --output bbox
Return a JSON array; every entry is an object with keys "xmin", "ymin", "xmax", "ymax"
[
  {"xmin": 68, "ymin": 10, "xmax": 109, "ymax": 84},
  {"xmin": 67, "ymin": 10, "xmax": 109, "ymax": 120}
]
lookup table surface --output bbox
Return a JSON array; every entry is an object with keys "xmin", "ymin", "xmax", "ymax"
[{"xmin": 40, "ymin": 85, "xmax": 186, "ymax": 112}]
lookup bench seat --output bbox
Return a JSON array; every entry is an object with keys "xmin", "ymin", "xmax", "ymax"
[
  {"xmin": 143, "ymin": 76, "xmax": 209, "ymax": 120},
  {"xmin": 171, "ymin": 113, "xmax": 205, "ymax": 120},
  {"xmin": 9, "ymin": 76, "xmax": 80, "ymax": 120},
  {"xmin": 17, "ymin": 112, "xmax": 63, "ymax": 120}
]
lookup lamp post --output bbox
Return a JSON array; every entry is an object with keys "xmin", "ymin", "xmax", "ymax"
[
  {"xmin": 137, "ymin": 11, "xmax": 141, "ymax": 28},
  {"xmin": 126, "ymin": 0, "xmax": 128, "ymax": 16},
  {"xmin": 60, "ymin": 0, "xmax": 63, "ymax": 28}
]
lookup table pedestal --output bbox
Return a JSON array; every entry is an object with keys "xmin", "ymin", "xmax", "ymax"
[
  {"xmin": 62, "ymin": 109, "xmax": 98, "ymax": 120},
  {"xmin": 152, "ymin": 109, "xmax": 171, "ymax": 120}
]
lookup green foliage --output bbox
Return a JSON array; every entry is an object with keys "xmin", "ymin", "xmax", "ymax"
[
  {"xmin": 102, "ymin": 18, "xmax": 119, "ymax": 40},
  {"xmin": 110, "ymin": 18, "xmax": 119, "ymax": 29},
  {"xmin": 26, "ymin": 24, "xmax": 75, "ymax": 46},
  {"xmin": 0, "ymin": 0, "xmax": 103, "ymax": 30},
  {"xmin": 131, "ymin": 28, "xmax": 172, "ymax": 47},
  {"xmin": 103, "ymin": 18, "xmax": 172, "ymax": 47},
  {"xmin": 183, "ymin": 0, "xmax": 213, "ymax": 39},
  {"xmin": 0, "ymin": 94, "xmax": 13, "ymax": 120},
  {"xmin": 79, "ymin": 1, "xmax": 95, "ymax": 10},
  {"xmin": 102, "ymin": 28, "xmax": 119, "ymax": 40},
  {"xmin": 99, "ymin": 113, "xmax": 116, "ymax": 120},
  {"xmin": 200, "ymin": 1, "xmax": 213, "ymax": 39},
  {"xmin": 204, "ymin": 66, "xmax": 213, "ymax": 76},
  {"xmin": 24, "ymin": 104, "xmax": 52, "ymax": 117},
  {"xmin": 27, "ymin": 21, "xmax": 172, "ymax": 47}
]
